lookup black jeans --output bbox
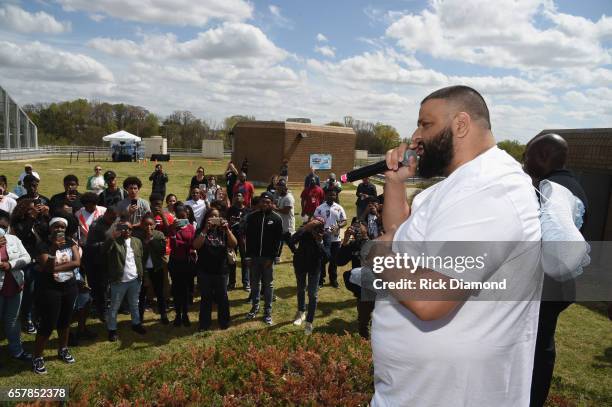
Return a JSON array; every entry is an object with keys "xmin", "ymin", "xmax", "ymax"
[
  {"xmin": 229, "ymin": 242, "xmax": 250, "ymax": 288},
  {"xmin": 295, "ymin": 262, "xmax": 320, "ymax": 323},
  {"xmin": 530, "ymin": 301, "xmax": 572, "ymax": 407},
  {"xmin": 198, "ymin": 273, "xmax": 230, "ymax": 330},
  {"xmin": 320, "ymin": 241, "xmax": 340, "ymax": 284},
  {"xmin": 139, "ymin": 269, "xmax": 167, "ymax": 320},
  {"xmin": 169, "ymin": 258, "xmax": 191, "ymax": 318}
]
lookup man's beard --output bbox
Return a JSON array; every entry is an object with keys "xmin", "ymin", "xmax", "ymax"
[{"xmin": 417, "ymin": 126, "xmax": 454, "ymax": 178}]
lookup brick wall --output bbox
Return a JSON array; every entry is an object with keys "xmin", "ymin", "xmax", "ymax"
[{"xmin": 233, "ymin": 121, "xmax": 356, "ymax": 185}]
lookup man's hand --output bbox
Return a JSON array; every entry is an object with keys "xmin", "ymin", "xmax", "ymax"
[
  {"xmin": 0, "ymin": 262, "xmax": 10, "ymax": 271},
  {"xmin": 128, "ymin": 204, "xmax": 137, "ymax": 214},
  {"xmin": 384, "ymin": 143, "xmax": 418, "ymax": 183},
  {"xmin": 0, "ymin": 236, "xmax": 6, "ymax": 247},
  {"xmin": 111, "ymin": 229, "xmax": 122, "ymax": 240}
]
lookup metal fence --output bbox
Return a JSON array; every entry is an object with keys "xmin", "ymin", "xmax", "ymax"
[{"xmin": 0, "ymin": 145, "xmax": 232, "ymax": 161}]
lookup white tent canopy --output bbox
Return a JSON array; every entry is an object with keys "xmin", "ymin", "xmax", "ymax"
[{"xmin": 103, "ymin": 130, "xmax": 141, "ymax": 143}]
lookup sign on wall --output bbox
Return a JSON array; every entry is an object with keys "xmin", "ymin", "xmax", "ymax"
[{"xmin": 310, "ymin": 154, "xmax": 332, "ymax": 170}]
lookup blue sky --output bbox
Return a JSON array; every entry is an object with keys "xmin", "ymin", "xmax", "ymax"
[{"xmin": 1, "ymin": 0, "xmax": 610, "ymax": 142}]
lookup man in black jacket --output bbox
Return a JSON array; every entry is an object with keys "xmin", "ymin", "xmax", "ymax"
[
  {"xmin": 149, "ymin": 164, "xmax": 169, "ymax": 199},
  {"xmin": 524, "ymin": 133, "xmax": 588, "ymax": 407},
  {"xmin": 244, "ymin": 192, "xmax": 283, "ymax": 325},
  {"xmin": 49, "ymin": 174, "xmax": 83, "ymax": 214}
]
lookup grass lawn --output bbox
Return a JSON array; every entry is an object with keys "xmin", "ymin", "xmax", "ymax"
[{"xmin": 0, "ymin": 156, "xmax": 609, "ymax": 406}]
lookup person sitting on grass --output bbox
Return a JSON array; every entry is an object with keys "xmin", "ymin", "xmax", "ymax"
[
  {"xmin": 290, "ymin": 216, "xmax": 329, "ymax": 335},
  {"xmin": 193, "ymin": 208, "xmax": 237, "ymax": 331},
  {"xmin": 104, "ymin": 215, "xmax": 146, "ymax": 342},
  {"xmin": 32, "ymin": 217, "xmax": 80, "ymax": 375},
  {"xmin": 133, "ymin": 214, "xmax": 168, "ymax": 325}
]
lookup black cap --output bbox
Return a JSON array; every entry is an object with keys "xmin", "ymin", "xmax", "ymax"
[
  {"xmin": 103, "ymin": 170, "xmax": 117, "ymax": 181},
  {"xmin": 260, "ymin": 191, "xmax": 274, "ymax": 200}
]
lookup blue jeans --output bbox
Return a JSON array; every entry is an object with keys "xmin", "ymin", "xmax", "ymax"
[
  {"xmin": 107, "ymin": 278, "xmax": 141, "ymax": 331},
  {"xmin": 0, "ymin": 292, "xmax": 24, "ymax": 357},
  {"xmin": 295, "ymin": 263, "xmax": 321, "ymax": 323},
  {"xmin": 250, "ymin": 257, "xmax": 274, "ymax": 315},
  {"xmin": 20, "ymin": 263, "xmax": 37, "ymax": 322}
]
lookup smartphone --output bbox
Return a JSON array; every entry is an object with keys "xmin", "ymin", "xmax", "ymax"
[
  {"xmin": 33, "ymin": 198, "xmax": 42, "ymax": 206},
  {"xmin": 176, "ymin": 219, "xmax": 189, "ymax": 228},
  {"xmin": 210, "ymin": 218, "xmax": 222, "ymax": 226},
  {"xmin": 131, "ymin": 199, "xmax": 138, "ymax": 206},
  {"xmin": 0, "ymin": 228, "xmax": 6, "ymax": 237}
]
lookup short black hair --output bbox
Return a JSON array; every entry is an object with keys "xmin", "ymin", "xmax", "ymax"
[
  {"xmin": 0, "ymin": 209, "xmax": 10, "ymax": 222},
  {"xmin": 80, "ymin": 192, "xmax": 98, "ymax": 206},
  {"xmin": 23, "ymin": 174, "xmax": 38, "ymax": 185},
  {"xmin": 123, "ymin": 176, "xmax": 142, "ymax": 190},
  {"xmin": 421, "ymin": 85, "xmax": 491, "ymax": 130},
  {"xmin": 63, "ymin": 174, "xmax": 79, "ymax": 185},
  {"xmin": 0, "ymin": 175, "xmax": 7, "ymax": 184},
  {"xmin": 103, "ymin": 170, "xmax": 116, "ymax": 181},
  {"xmin": 149, "ymin": 193, "xmax": 164, "ymax": 204}
]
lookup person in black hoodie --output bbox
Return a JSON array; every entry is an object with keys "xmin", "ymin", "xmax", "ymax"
[
  {"xmin": 290, "ymin": 216, "xmax": 328, "ymax": 335},
  {"xmin": 337, "ymin": 218, "xmax": 375, "ymax": 339},
  {"xmin": 244, "ymin": 192, "xmax": 283, "ymax": 325}
]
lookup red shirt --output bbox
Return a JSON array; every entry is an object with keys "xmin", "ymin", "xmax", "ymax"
[
  {"xmin": 154, "ymin": 212, "xmax": 175, "ymax": 255},
  {"xmin": 301, "ymin": 185, "xmax": 325, "ymax": 215},
  {"xmin": 0, "ymin": 245, "xmax": 18, "ymax": 297},
  {"xmin": 233, "ymin": 182, "xmax": 255, "ymax": 207}
]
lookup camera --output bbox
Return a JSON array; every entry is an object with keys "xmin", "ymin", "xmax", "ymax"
[
  {"xmin": 117, "ymin": 224, "xmax": 130, "ymax": 232},
  {"xmin": 33, "ymin": 198, "xmax": 42, "ymax": 205}
]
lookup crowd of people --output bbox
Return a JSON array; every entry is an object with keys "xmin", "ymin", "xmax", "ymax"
[{"xmin": 0, "ymin": 160, "xmax": 383, "ymax": 375}]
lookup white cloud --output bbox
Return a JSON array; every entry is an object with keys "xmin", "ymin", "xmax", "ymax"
[
  {"xmin": 88, "ymin": 13, "xmax": 105, "ymax": 22},
  {"xmin": 385, "ymin": 0, "xmax": 611, "ymax": 69},
  {"xmin": 314, "ymin": 45, "xmax": 335, "ymax": 58},
  {"xmin": 0, "ymin": 40, "xmax": 113, "ymax": 83},
  {"xmin": 89, "ymin": 23, "xmax": 288, "ymax": 65},
  {"xmin": 268, "ymin": 5, "xmax": 292, "ymax": 28},
  {"xmin": 316, "ymin": 33, "xmax": 328, "ymax": 42},
  {"xmin": 57, "ymin": 0, "xmax": 253, "ymax": 26},
  {"xmin": 0, "ymin": 4, "xmax": 71, "ymax": 34}
]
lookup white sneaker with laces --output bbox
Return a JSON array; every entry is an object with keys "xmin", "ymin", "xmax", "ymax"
[
  {"xmin": 293, "ymin": 311, "xmax": 306, "ymax": 326},
  {"xmin": 304, "ymin": 322, "xmax": 313, "ymax": 335}
]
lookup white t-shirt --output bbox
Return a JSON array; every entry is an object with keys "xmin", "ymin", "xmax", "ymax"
[
  {"xmin": 75, "ymin": 206, "xmax": 107, "ymax": 245},
  {"xmin": 371, "ymin": 146, "xmax": 542, "ymax": 407},
  {"xmin": 88, "ymin": 175, "xmax": 106, "ymax": 195},
  {"xmin": 185, "ymin": 199, "xmax": 207, "ymax": 228},
  {"xmin": 314, "ymin": 201, "xmax": 347, "ymax": 242},
  {"xmin": 0, "ymin": 195, "xmax": 17, "ymax": 215},
  {"xmin": 277, "ymin": 192, "xmax": 295, "ymax": 234},
  {"xmin": 122, "ymin": 238, "xmax": 138, "ymax": 282}
]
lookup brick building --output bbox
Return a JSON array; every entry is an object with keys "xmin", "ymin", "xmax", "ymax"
[
  {"xmin": 536, "ymin": 128, "xmax": 612, "ymax": 240},
  {"xmin": 232, "ymin": 121, "xmax": 356, "ymax": 186}
]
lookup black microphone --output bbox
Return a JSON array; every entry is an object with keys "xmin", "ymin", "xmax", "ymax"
[{"xmin": 340, "ymin": 150, "xmax": 417, "ymax": 183}]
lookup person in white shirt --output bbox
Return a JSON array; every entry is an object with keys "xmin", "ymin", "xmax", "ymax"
[
  {"xmin": 371, "ymin": 86, "xmax": 542, "ymax": 407},
  {"xmin": 0, "ymin": 187, "xmax": 17, "ymax": 215},
  {"xmin": 185, "ymin": 187, "xmax": 208, "ymax": 228},
  {"xmin": 104, "ymin": 217, "xmax": 147, "ymax": 342},
  {"xmin": 313, "ymin": 189, "xmax": 347, "ymax": 287},
  {"xmin": 206, "ymin": 176, "xmax": 219, "ymax": 203},
  {"xmin": 74, "ymin": 192, "xmax": 107, "ymax": 246},
  {"xmin": 16, "ymin": 165, "xmax": 40, "ymax": 197},
  {"xmin": 86, "ymin": 166, "xmax": 106, "ymax": 195},
  {"xmin": 0, "ymin": 176, "xmax": 19, "ymax": 201}
]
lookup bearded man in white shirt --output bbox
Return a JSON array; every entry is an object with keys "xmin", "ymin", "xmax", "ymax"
[{"xmin": 371, "ymin": 85, "xmax": 542, "ymax": 407}]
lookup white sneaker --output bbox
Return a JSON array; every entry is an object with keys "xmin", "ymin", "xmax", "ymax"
[
  {"xmin": 293, "ymin": 311, "xmax": 306, "ymax": 326},
  {"xmin": 304, "ymin": 322, "xmax": 313, "ymax": 335}
]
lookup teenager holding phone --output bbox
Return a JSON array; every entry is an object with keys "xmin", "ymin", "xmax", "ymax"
[{"xmin": 32, "ymin": 217, "xmax": 80, "ymax": 374}]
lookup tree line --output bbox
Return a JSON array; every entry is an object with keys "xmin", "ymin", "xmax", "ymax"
[{"xmin": 23, "ymin": 98, "xmax": 523, "ymax": 156}]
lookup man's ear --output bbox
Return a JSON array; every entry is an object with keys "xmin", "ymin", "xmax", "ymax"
[{"xmin": 453, "ymin": 112, "xmax": 470, "ymax": 139}]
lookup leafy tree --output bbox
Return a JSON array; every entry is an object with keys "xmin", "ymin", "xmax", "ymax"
[{"xmin": 497, "ymin": 140, "xmax": 525, "ymax": 162}]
